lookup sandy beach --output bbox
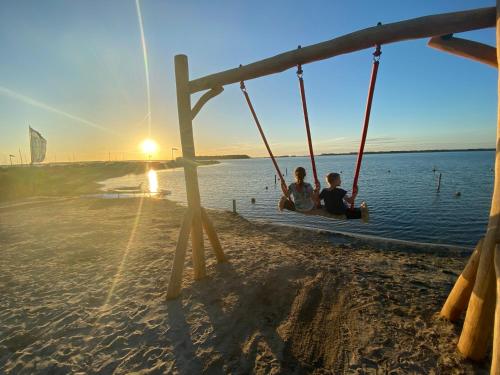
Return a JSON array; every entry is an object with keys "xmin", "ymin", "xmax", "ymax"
[{"xmin": 0, "ymin": 196, "xmax": 491, "ymax": 374}]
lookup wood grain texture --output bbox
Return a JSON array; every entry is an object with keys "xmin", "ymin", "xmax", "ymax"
[{"xmin": 428, "ymin": 36, "xmax": 497, "ymax": 68}]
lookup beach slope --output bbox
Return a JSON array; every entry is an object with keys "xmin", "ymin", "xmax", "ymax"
[{"xmin": 0, "ymin": 198, "xmax": 490, "ymax": 374}]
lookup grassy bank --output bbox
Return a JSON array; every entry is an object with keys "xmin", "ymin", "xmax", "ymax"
[
  {"xmin": 0, "ymin": 160, "xmax": 220, "ymax": 202},
  {"xmin": 0, "ymin": 162, "xmax": 162, "ymax": 202}
]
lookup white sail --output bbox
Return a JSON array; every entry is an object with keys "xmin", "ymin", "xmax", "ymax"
[{"xmin": 29, "ymin": 126, "xmax": 47, "ymax": 164}]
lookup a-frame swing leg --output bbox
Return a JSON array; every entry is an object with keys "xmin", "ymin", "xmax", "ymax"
[
  {"xmin": 166, "ymin": 209, "xmax": 194, "ymax": 299},
  {"xmin": 441, "ymin": 238, "xmax": 483, "ymax": 321},
  {"xmin": 166, "ymin": 54, "xmax": 226, "ymax": 300},
  {"xmin": 493, "ymin": 247, "xmax": 500, "ymax": 373},
  {"xmin": 442, "ymin": 5, "xmax": 500, "ymax": 367},
  {"xmin": 457, "ymin": 236, "xmax": 496, "ymax": 360},
  {"xmin": 166, "ymin": 207, "xmax": 226, "ymax": 300},
  {"xmin": 201, "ymin": 207, "xmax": 226, "ymax": 263}
]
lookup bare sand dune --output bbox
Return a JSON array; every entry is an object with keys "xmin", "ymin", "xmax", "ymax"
[{"xmin": 0, "ymin": 197, "xmax": 491, "ymax": 374}]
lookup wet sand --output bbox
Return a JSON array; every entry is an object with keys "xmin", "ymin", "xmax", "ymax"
[{"xmin": 0, "ymin": 197, "xmax": 491, "ymax": 374}]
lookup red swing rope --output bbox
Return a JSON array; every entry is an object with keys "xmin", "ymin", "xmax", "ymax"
[
  {"xmin": 351, "ymin": 44, "xmax": 382, "ymax": 209},
  {"xmin": 240, "ymin": 81, "xmax": 289, "ymax": 196},
  {"xmin": 297, "ymin": 64, "xmax": 320, "ymax": 191}
]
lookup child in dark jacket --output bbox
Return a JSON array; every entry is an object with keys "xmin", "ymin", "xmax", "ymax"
[{"xmin": 319, "ymin": 172, "xmax": 368, "ymax": 220}]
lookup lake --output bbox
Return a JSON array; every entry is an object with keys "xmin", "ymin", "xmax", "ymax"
[{"xmin": 102, "ymin": 151, "xmax": 495, "ymax": 247}]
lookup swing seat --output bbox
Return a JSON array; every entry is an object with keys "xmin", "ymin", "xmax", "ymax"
[
  {"xmin": 303, "ymin": 207, "xmax": 369, "ymax": 222},
  {"xmin": 279, "ymin": 196, "xmax": 369, "ymax": 222},
  {"xmin": 303, "ymin": 208, "xmax": 348, "ymax": 220}
]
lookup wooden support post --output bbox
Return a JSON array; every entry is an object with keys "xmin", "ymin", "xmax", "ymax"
[
  {"xmin": 441, "ymin": 238, "xmax": 483, "ymax": 321},
  {"xmin": 458, "ymin": 239, "xmax": 497, "ymax": 360},
  {"xmin": 191, "ymin": 86, "xmax": 224, "ymax": 120},
  {"xmin": 492, "ymin": 3, "xmax": 500, "ymax": 371},
  {"xmin": 166, "ymin": 209, "xmax": 193, "ymax": 299},
  {"xmin": 437, "ymin": 173, "xmax": 442, "ymax": 192},
  {"xmin": 428, "ymin": 35, "xmax": 497, "ymax": 68},
  {"xmin": 456, "ymin": 5, "xmax": 500, "ymax": 360},
  {"xmin": 201, "ymin": 207, "xmax": 226, "ymax": 263},
  {"xmin": 175, "ymin": 54, "xmax": 206, "ymax": 280},
  {"xmin": 491, "ymin": 246, "xmax": 500, "ymax": 375},
  {"xmin": 232, "ymin": 199, "xmax": 236, "ymax": 214},
  {"xmin": 493, "ymin": 245, "xmax": 500, "ymax": 374}
]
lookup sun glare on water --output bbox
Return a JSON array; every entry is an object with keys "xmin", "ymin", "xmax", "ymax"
[{"xmin": 147, "ymin": 169, "xmax": 158, "ymax": 193}]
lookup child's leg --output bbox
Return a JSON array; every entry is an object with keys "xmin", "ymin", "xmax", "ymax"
[
  {"xmin": 360, "ymin": 201, "xmax": 369, "ymax": 222},
  {"xmin": 346, "ymin": 208, "xmax": 362, "ymax": 219},
  {"xmin": 279, "ymin": 196, "xmax": 296, "ymax": 211},
  {"xmin": 345, "ymin": 202, "xmax": 369, "ymax": 220}
]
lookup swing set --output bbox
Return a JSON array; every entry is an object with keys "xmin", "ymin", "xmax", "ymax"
[
  {"xmin": 166, "ymin": 6, "xmax": 500, "ymax": 373},
  {"xmin": 241, "ymin": 42, "xmax": 381, "ymax": 214}
]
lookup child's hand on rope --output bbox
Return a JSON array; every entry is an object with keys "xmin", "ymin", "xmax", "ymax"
[{"xmin": 352, "ymin": 185, "xmax": 359, "ymax": 197}]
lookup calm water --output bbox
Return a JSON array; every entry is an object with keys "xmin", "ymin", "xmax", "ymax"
[{"xmin": 103, "ymin": 151, "xmax": 495, "ymax": 247}]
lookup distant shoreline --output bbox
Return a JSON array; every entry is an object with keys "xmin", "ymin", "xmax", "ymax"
[{"xmin": 271, "ymin": 148, "xmax": 495, "ymax": 158}]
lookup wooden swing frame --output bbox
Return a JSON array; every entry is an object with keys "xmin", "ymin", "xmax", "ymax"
[{"xmin": 167, "ymin": 5, "xmax": 500, "ymax": 373}]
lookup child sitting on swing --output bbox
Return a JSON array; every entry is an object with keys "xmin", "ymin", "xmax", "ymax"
[
  {"xmin": 319, "ymin": 172, "xmax": 368, "ymax": 220},
  {"xmin": 279, "ymin": 167, "xmax": 319, "ymax": 212}
]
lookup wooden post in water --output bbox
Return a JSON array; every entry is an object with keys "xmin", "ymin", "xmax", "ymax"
[
  {"xmin": 232, "ymin": 199, "xmax": 237, "ymax": 213},
  {"xmin": 437, "ymin": 173, "xmax": 442, "ymax": 192}
]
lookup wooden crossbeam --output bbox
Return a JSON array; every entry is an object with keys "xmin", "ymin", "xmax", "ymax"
[{"xmin": 189, "ymin": 7, "xmax": 495, "ymax": 93}]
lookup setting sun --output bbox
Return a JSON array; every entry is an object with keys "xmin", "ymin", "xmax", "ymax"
[{"xmin": 140, "ymin": 138, "xmax": 158, "ymax": 155}]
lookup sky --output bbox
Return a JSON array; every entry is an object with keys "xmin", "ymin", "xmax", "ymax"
[{"xmin": 0, "ymin": 0, "xmax": 497, "ymax": 163}]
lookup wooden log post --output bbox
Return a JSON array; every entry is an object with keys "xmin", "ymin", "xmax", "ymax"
[
  {"xmin": 457, "ymin": 4, "xmax": 500, "ymax": 361},
  {"xmin": 188, "ymin": 7, "xmax": 495, "ymax": 94},
  {"xmin": 492, "ymin": 4, "xmax": 500, "ymax": 372},
  {"xmin": 493, "ymin": 244, "xmax": 500, "ymax": 373},
  {"xmin": 201, "ymin": 207, "xmax": 226, "ymax": 263},
  {"xmin": 428, "ymin": 35, "xmax": 497, "ymax": 68},
  {"xmin": 166, "ymin": 209, "xmax": 193, "ymax": 299},
  {"xmin": 175, "ymin": 54, "xmax": 206, "ymax": 280},
  {"xmin": 457, "ymin": 238, "xmax": 496, "ymax": 360},
  {"xmin": 441, "ymin": 238, "xmax": 483, "ymax": 321}
]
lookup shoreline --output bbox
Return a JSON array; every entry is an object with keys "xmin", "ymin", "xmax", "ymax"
[{"xmin": 252, "ymin": 219, "xmax": 471, "ymax": 255}]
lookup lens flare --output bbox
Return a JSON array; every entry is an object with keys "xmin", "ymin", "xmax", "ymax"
[
  {"xmin": 135, "ymin": 0, "xmax": 152, "ymax": 137},
  {"xmin": 0, "ymin": 86, "xmax": 113, "ymax": 133}
]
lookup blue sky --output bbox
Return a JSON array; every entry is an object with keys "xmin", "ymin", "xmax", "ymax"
[{"xmin": 0, "ymin": 0, "xmax": 497, "ymax": 163}]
